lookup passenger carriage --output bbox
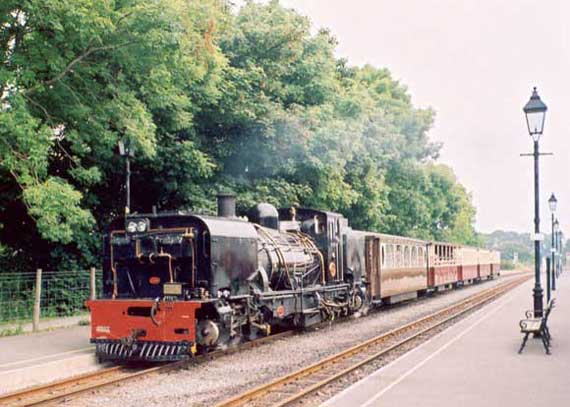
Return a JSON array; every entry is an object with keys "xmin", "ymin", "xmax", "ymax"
[
  {"xmin": 478, "ymin": 249, "xmax": 492, "ymax": 280},
  {"xmin": 458, "ymin": 246, "xmax": 479, "ymax": 283},
  {"xmin": 427, "ymin": 242, "xmax": 460, "ymax": 290},
  {"xmin": 490, "ymin": 250, "xmax": 501, "ymax": 278},
  {"xmin": 358, "ymin": 233, "xmax": 428, "ymax": 305}
]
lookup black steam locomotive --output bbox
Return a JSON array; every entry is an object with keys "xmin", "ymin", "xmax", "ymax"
[{"xmin": 87, "ymin": 194, "xmax": 367, "ymax": 361}]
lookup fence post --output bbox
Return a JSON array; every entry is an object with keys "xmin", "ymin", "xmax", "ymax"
[
  {"xmin": 90, "ymin": 267, "xmax": 96, "ymax": 301},
  {"xmin": 33, "ymin": 268, "xmax": 42, "ymax": 332}
]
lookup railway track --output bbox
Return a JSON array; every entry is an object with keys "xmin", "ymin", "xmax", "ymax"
[
  {"xmin": 0, "ymin": 275, "xmax": 527, "ymax": 407},
  {"xmin": 216, "ymin": 275, "xmax": 529, "ymax": 407},
  {"xmin": 0, "ymin": 330, "xmax": 295, "ymax": 407}
]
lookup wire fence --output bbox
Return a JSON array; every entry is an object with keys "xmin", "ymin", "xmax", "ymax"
[{"xmin": 0, "ymin": 269, "xmax": 102, "ymax": 326}]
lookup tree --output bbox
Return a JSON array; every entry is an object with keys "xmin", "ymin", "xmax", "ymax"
[
  {"xmin": 0, "ymin": 0, "xmax": 481, "ymax": 271},
  {"xmin": 1, "ymin": 0, "xmax": 226, "ymax": 268}
]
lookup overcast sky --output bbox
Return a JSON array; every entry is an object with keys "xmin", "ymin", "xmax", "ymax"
[{"xmin": 276, "ymin": 0, "xmax": 570, "ymax": 234}]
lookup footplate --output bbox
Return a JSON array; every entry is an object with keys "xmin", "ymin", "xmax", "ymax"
[{"xmin": 92, "ymin": 339, "xmax": 193, "ymax": 362}]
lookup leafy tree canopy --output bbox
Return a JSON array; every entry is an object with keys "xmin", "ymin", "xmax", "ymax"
[{"xmin": 1, "ymin": 0, "xmax": 480, "ymax": 271}]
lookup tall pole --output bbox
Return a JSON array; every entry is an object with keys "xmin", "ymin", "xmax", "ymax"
[
  {"xmin": 551, "ymin": 214, "xmax": 555, "ymax": 255},
  {"xmin": 546, "ymin": 257, "xmax": 551, "ymax": 303},
  {"xmin": 125, "ymin": 155, "xmax": 131, "ymax": 214},
  {"xmin": 557, "ymin": 230, "xmax": 561, "ymax": 276},
  {"xmin": 552, "ymin": 214, "xmax": 556, "ymax": 291},
  {"xmin": 532, "ymin": 139, "xmax": 543, "ymax": 317}
]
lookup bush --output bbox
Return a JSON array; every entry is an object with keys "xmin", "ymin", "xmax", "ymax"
[{"xmin": 500, "ymin": 260, "xmax": 516, "ymax": 270}]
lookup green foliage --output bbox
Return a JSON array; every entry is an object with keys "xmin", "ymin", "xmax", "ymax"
[
  {"xmin": 500, "ymin": 260, "xmax": 516, "ymax": 270},
  {"xmin": 24, "ymin": 178, "xmax": 94, "ymax": 244},
  {"xmin": 481, "ymin": 230, "xmax": 533, "ymax": 264},
  {"xmin": 0, "ymin": 0, "xmax": 482, "ymax": 272}
]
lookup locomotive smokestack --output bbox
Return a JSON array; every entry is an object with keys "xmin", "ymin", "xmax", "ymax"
[{"xmin": 217, "ymin": 192, "xmax": 236, "ymax": 218}]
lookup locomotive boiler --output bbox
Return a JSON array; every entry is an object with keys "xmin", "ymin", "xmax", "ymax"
[{"xmin": 86, "ymin": 194, "xmax": 365, "ymax": 362}]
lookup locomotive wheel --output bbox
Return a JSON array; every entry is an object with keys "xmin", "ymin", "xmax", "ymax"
[{"xmin": 197, "ymin": 320, "xmax": 220, "ymax": 347}]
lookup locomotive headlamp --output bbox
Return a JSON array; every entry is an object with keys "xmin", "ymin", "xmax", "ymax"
[
  {"xmin": 523, "ymin": 87, "xmax": 547, "ymax": 140},
  {"xmin": 126, "ymin": 221, "xmax": 137, "ymax": 233},
  {"xmin": 137, "ymin": 220, "xmax": 148, "ymax": 232},
  {"xmin": 125, "ymin": 218, "xmax": 149, "ymax": 233}
]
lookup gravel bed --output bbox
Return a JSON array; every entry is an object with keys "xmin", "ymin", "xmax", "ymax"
[{"xmin": 71, "ymin": 274, "xmax": 522, "ymax": 407}]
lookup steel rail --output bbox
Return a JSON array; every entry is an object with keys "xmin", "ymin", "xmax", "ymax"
[
  {"xmin": 216, "ymin": 275, "xmax": 529, "ymax": 407},
  {"xmin": 0, "ymin": 330, "xmax": 295, "ymax": 407},
  {"xmin": 1, "ymin": 275, "xmax": 528, "ymax": 407}
]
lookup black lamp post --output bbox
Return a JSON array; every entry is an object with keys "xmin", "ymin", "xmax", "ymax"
[
  {"xmin": 549, "ymin": 194, "xmax": 557, "ymax": 291},
  {"xmin": 118, "ymin": 139, "xmax": 135, "ymax": 215},
  {"xmin": 554, "ymin": 220, "xmax": 560, "ymax": 277},
  {"xmin": 558, "ymin": 230, "xmax": 564, "ymax": 275},
  {"xmin": 523, "ymin": 87, "xmax": 548, "ymax": 317}
]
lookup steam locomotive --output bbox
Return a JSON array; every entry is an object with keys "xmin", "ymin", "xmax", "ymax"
[{"xmin": 86, "ymin": 193, "xmax": 500, "ymax": 362}]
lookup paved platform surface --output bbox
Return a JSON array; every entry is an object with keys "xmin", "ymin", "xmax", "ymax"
[
  {"xmin": 324, "ymin": 272, "xmax": 569, "ymax": 407},
  {"xmin": 0, "ymin": 325, "xmax": 99, "ymax": 394}
]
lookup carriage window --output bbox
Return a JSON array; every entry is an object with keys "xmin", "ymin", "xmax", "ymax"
[
  {"xmin": 381, "ymin": 245, "xmax": 386, "ymax": 267},
  {"xmin": 385, "ymin": 245, "xmax": 392, "ymax": 268},
  {"xmin": 404, "ymin": 246, "xmax": 410, "ymax": 267},
  {"xmin": 395, "ymin": 245, "xmax": 402, "ymax": 267},
  {"xmin": 412, "ymin": 246, "xmax": 417, "ymax": 266},
  {"xmin": 418, "ymin": 247, "xmax": 424, "ymax": 266}
]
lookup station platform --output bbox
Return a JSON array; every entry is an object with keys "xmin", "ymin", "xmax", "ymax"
[
  {"xmin": 324, "ymin": 272, "xmax": 569, "ymax": 407},
  {"xmin": 0, "ymin": 325, "xmax": 99, "ymax": 394}
]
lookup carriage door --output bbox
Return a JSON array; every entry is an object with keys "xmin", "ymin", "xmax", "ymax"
[{"xmin": 365, "ymin": 237, "xmax": 381, "ymax": 299}]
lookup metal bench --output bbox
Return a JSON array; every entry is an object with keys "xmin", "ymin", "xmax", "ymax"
[{"xmin": 518, "ymin": 298, "xmax": 555, "ymax": 354}]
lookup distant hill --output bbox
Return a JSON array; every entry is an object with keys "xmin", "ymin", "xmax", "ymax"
[
  {"xmin": 481, "ymin": 230, "xmax": 534, "ymax": 264},
  {"xmin": 481, "ymin": 230, "xmax": 566, "ymax": 265}
]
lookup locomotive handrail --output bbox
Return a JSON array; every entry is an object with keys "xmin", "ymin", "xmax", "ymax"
[
  {"xmin": 109, "ymin": 230, "xmax": 125, "ymax": 299},
  {"xmin": 150, "ymin": 297, "xmax": 162, "ymax": 326}
]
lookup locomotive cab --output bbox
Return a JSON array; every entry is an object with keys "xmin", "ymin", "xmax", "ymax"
[{"xmin": 86, "ymin": 207, "xmax": 259, "ymax": 362}]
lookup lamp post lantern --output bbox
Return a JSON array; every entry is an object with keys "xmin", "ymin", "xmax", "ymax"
[
  {"xmin": 118, "ymin": 140, "xmax": 135, "ymax": 215},
  {"xmin": 523, "ymin": 87, "xmax": 547, "ymax": 317}
]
